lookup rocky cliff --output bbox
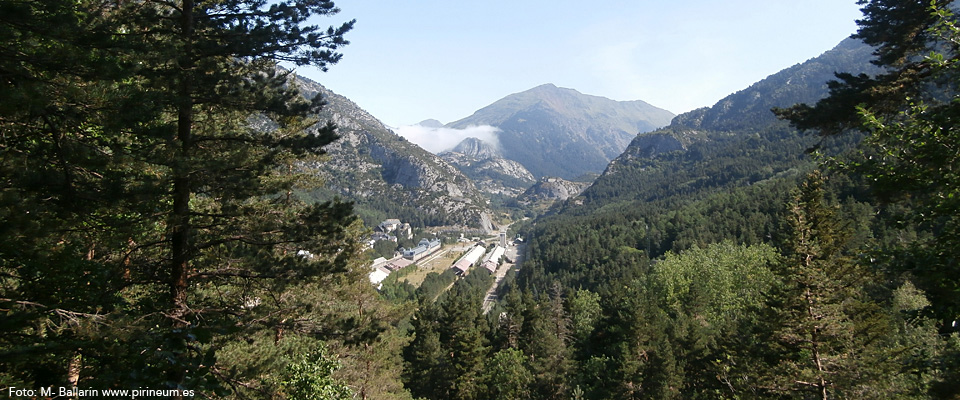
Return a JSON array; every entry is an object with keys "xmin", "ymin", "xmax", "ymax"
[
  {"xmin": 517, "ymin": 177, "xmax": 592, "ymax": 205},
  {"xmin": 293, "ymin": 75, "xmax": 495, "ymax": 232},
  {"xmin": 439, "ymin": 137, "xmax": 536, "ymax": 198}
]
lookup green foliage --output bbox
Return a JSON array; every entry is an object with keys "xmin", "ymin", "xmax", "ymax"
[
  {"xmin": 732, "ymin": 172, "xmax": 950, "ymax": 399},
  {"xmin": 779, "ymin": 0, "xmax": 960, "ymax": 324},
  {"xmin": 568, "ymin": 289, "xmax": 602, "ymax": 346},
  {"xmin": 478, "ymin": 348, "xmax": 534, "ymax": 400},
  {"xmin": 279, "ymin": 344, "xmax": 352, "ymax": 400},
  {"xmin": 402, "ymin": 301, "xmax": 446, "ymax": 399},
  {"xmin": 855, "ymin": 97, "xmax": 960, "ymax": 320},
  {"xmin": 519, "ymin": 283, "xmax": 574, "ymax": 399},
  {"xmin": 370, "ymin": 239, "xmax": 399, "ymax": 260},
  {"xmin": 379, "ymin": 273, "xmax": 418, "ymax": 303},
  {"xmin": 763, "ymin": 172, "xmax": 868, "ymax": 398},
  {"xmin": 403, "ymin": 272, "xmax": 493, "ymax": 400},
  {"xmin": 652, "ymin": 241, "xmax": 779, "ymax": 328},
  {"xmin": 0, "ymin": 0, "xmax": 414, "ymax": 397},
  {"xmin": 416, "ymin": 269, "xmax": 459, "ymax": 302}
]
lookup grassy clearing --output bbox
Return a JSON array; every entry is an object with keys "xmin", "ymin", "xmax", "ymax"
[{"xmin": 399, "ymin": 244, "xmax": 469, "ymax": 287}]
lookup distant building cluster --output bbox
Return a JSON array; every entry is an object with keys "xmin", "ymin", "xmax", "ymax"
[
  {"xmin": 366, "ymin": 218, "xmax": 412, "ymax": 248},
  {"xmin": 366, "ymin": 217, "xmax": 441, "ymax": 287},
  {"xmin": 370, "ymin": 232, "xmax": 397, "ymax": 243},
  {"xmin": 378, "ymin": 219, "xmax": 412, "ymax": 239},
  {"xmin": 401, "ymin": 238, "xmax": 442, "ymax": 261},
  {"xmin": 368, "ymin": 224, "xmax": 516, "ymax": 287}
]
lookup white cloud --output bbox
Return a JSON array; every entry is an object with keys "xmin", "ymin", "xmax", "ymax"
[{"xmin": 394, "ymin": 124, "xmax": 501, "ymax": 154}]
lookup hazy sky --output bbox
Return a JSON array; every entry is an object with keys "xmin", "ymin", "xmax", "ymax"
[{"xmin": 296, "ymin": 1, "xmax": 865, "ymax": 127}]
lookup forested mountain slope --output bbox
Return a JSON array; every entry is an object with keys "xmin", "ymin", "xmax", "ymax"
[
  {"xmin": 524, "ymin": 37, "xmax": 880, "ymax": 272},
  {"xmin": 592, "ymin": 37, "xmax": 878, "ymax": 208},
  {"xmin": 399, "ymin": 10, "xmax": 960, "ymax": 396}
]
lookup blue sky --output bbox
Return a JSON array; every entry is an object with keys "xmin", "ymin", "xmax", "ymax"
[{"xmin": 297, "ymin": 1, "xmax": 865, "ymax": 127}]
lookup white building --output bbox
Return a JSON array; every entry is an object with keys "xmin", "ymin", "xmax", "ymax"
[
  {"xmin": 368, "ymin": 266, "xmax": 391, "ymax": 288},
  {"xmin": 378, "ymin": 219, "xmax": 402, "ymax": 233},
  {"xmin": 481, "ymin": 245, "xmax": 505, "ymax": 273},
  {"xmin": 452, "ymin": 244, "xmax": 486, "ymax": 275}
]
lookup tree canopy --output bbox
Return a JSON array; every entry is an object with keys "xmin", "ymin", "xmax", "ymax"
[
  {"xmin": 0, "ymin": 0, "xmax": 414, "ymax": 397},
  {"xmin": 778, "ymin": 0, "xmax": 960, "ymax": 323}
]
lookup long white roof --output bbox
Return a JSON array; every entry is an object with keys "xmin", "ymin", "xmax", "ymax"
[
  {"xmin": 482, "ymin": 245, "xmax": 505, "ymax": 263},
  {"xmin": 452, "ymin": 245, "xmax": 486, "ymax": 272}
]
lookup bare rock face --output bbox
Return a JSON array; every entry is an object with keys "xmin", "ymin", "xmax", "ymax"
[
  {"xmin": 517, "ymin": 177, "xmax": 591, "ymax": 204},
  {"xmin": 450, "ymin": 137, "xmax": 502, "ymax": 159},
  {"xmin": 474, "ymin": 158, "xmax": 536, "ymax": 183},
  {"xmin": 602, "ymin": 128, "xmax": 709, "ymax": 177},
  {"xmin": 439, "ymin": 136, "xmax": 537, "ymax": 198},
  {"xmin": 293, "ymin": 74, "xmax": 495, "ymax": 231}
]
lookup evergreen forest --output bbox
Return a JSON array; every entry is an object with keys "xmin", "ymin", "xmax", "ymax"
[{"xmin": 3, "ymin": 0, "xmax": 960, "ymax": 399}]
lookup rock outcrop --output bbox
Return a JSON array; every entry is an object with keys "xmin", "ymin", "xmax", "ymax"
[
  {"xmin": 440, "ymin": 137, "xmax": 536, "ymax": 197},
  {"xmin": 293, "ymin": 74, "xmax": 495, "ymax": 232},
  {"xmin": 517, "ymin": 177, "xmax": 591, "ymax": 205}
]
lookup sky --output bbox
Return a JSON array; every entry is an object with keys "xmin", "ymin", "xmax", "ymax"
[{"xmin": 295, "ymin": 1, "xmax": 865, "ymax": 128}]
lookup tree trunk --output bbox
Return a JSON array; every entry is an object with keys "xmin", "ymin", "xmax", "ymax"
[
  {"xmin": 67, "ymin": 351, "xmax": 81, "ymax": 388},
  {"xmin": 170, "ymin": 0, "xmax": 194, "ymax": 328},
  {"xmin": 169, "ymin": 1, "xmax": 195, "ymax": 398}
]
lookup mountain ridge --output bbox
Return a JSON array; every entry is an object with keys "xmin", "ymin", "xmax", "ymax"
[
  {"xmin": 519, "ymin": 36, "xmax": 882, "ymax": 294},
  {"xmin": 602, "ymin": 37, "xmax": 879, "ymax": 179},
  {"xmin": 446, "ymin": 83, "xmax": 675, "ymax": 179},
  {"xmin": 292, "ymin": 74, "xmax": 496, "ymax": 231}
]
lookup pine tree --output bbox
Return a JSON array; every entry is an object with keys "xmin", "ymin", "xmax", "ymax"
[
  {"xmin": 1, "ymin": 0, "xmax": 151, "ymax": 388},
  {"xmin": 0, "ymin": 0, "xmax": 383, "ymax": 395},
  {"xmin": 767, "ymin": 172, "xmax": 857, "ymax": 399},
  {"xmin": 760, "ymin": 172, "xmax": 942, "ymax": 399},
  {"xmin": 528, "ymin": 282, "xmax": 573, "ymax": 399},
  {"xmin": 478, "ymin": 348, "xmax": 534, "ymax": 400},
  {"xmin": 403, "ymin": 301, "xmax": 447, "ymax": 399},
  {"xmin": 776, "ymin": 0, "xmax": 960, "ymax": 323},
  {"xmin": 439, "ymin": 283, "xmax": 490, "ymax": 400}
]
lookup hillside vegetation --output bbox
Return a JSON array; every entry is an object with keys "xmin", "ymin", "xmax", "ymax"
[
  {"xmin": 402, "ymin": 2, "xmax": 960, "ymax": 399},
  {"xmin": 4, "ymin": 1, "xmax": 960, "ymax": 399}
]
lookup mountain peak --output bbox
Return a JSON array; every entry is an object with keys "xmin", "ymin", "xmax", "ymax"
[
  {"xmin": 451, "ymin": 84, "xmax": 674, "ymax": 129},
  {"xmin": 416, "ymin": 119, "xmax": 444, "ymax": 128},
  {"xmin": 448, "ymin": 137, "xmax": 501, "ymax": 159},
  {"xmin": 447, "ymin": 84, "xmax": 676, "ymax": 179},
  {"xmin": 530, "ymin": 83, "xmax": 560, "ymax": 91},
  {"xmin": 514, "ymin": 83, "xmax": 583, "ymax": 103}
]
